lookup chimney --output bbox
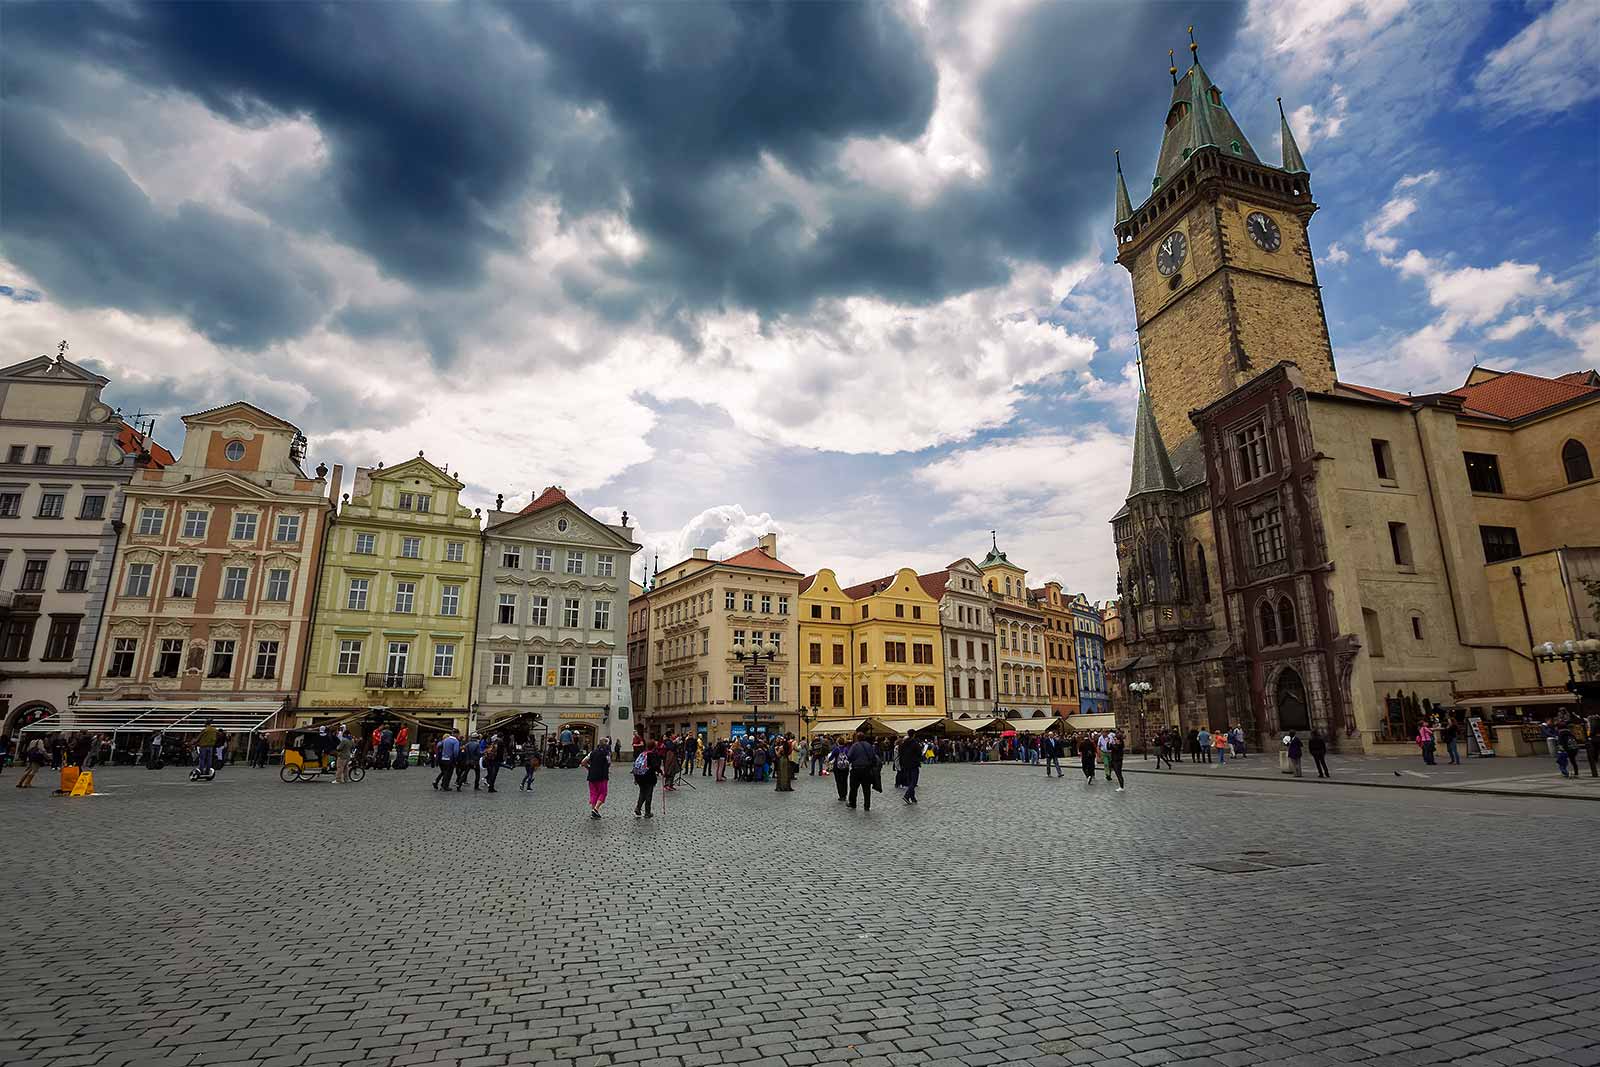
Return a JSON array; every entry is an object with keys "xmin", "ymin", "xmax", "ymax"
[
  {"xmin": 757, "ymin": 532, "xmax": 778, "ymax": 558},
  {"xmin": 692, "ymin": 548, "xmax": 709, "ymax": 560},
  {"xmin": 328, "ymin": 463, "xmax": 344, "ymax": 505}
]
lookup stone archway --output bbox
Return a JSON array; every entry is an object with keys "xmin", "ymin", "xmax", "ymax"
[
  {"xmin": 1274, "ymin": 668, "xmax": 1311, "ymax": 733},
  {"xmin": 3, "ymin": 701, "xmax": 57, "ymax": 737}
]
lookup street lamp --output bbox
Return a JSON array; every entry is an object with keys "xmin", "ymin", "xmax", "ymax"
[
  {"xmin": 734, "ymin": 641, "xmax": 777, "ymax": 740},
  {"xmin": 1533, "ymin": 638, "xmax": 1600, "ymax": 683},
  {"xmin": 1128, "ymin": 680, "xmax": 1153, "ymax": 757}
]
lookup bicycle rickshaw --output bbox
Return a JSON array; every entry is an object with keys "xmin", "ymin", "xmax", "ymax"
[{"xmin": 280, "ymin": 730, "xmax": 363, "ymax": 783}]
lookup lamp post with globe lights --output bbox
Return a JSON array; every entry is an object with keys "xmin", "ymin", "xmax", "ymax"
[{"xmin": 1128, "ymin": 680, "xmax": 1153, "ymax": 756}]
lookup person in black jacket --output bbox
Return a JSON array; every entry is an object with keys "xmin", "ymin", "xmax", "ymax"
[
  {"xmin": 896, "ymin": 735, "xmax": 922, "ymax": 805},
  {"xmin": 846, "ymin": 730, "xmax": 880, "ymax": 811},
  {"xmin": 1308, "ymin": 730, "xmax": 1331, "ymax": 778},
  {"xmin": 1108, "ymin": 733, "xmax": 1126, "ymax": 791},
  {"xmin": 633, "ymin": 744, "xmax": 661, "ymax": 818}
]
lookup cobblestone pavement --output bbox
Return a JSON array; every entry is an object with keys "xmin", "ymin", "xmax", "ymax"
[{"xmin": 3, "ymin": 762, "xmax": 1598, "ymax": 1067}]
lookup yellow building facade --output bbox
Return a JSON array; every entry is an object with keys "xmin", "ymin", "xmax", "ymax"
[
  {"xmin": 798, "ymin": 569, "xmax": 856, "ymax": 718},
  {"xmin": 979, "ymin": 542, "xmax": 1051, "ymax": 717},
  {"xmin": 298, "ymin": 456, "xmax": 482, "ymax": 731}
]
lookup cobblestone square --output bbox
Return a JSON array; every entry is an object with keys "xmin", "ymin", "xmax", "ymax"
[{"xmin": 2, "ymin": 762, "xmax": 1597, "ymax": 1067}]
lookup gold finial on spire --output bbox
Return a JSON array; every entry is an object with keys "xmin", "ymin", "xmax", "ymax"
[
  {"xmin": 1188, "ymin": 25, "xmax": 1198, "ymax": 62},
  {"xmin": 1169, "ymin": 48, "xmax": 1178, "ymax": 85}
]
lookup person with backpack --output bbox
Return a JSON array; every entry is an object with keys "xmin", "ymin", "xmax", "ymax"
[
  {"xmin": 846, "ymin": 729, "xmax": 880, "ymax": 812},
  {"xmin": 632, "ymin": 744, "xmax": 661, "ymax": 818},
  {"xmin": 580, "ymin": 737, "xmax": 612, "ymax": 818},
  {"xmin": 829, "ymin": 736, "xmax": 852, "ymax": 802},
  {"xmin": 482, "ymin": 735, "xmax": 503, "ymax": 792},
  {"xmin": 1285, "ymin": 731, "xmax": 1304, "ymax": 777},
  {"xmin": 896, "ymin": 734, "xmax": 922, "ymax": 805},
  {"xmin": 1555, "ymin": 720, "xmax": 1583, "ymax": 779}
]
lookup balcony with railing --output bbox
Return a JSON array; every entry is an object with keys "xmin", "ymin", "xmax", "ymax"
[{"xmin": 364, "ymin": 672, "xmax": 424, "ymax": 691}]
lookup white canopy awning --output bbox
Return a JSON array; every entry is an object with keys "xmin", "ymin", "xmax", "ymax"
[
  {"xmin": 1007, "ymin": 716, "xmax": 1062, "ymax": 733},
  {"xmin": 877, "ymin": 717, "xmax": 946, "ymax": 735},
  {"xmin": 810, "ymin": 717, "xmax": 866, "ymax": 735},
  {"xmin": 21, "ymin": 700, "xmax": 284, "ymax": 735},
  {"xmin": 1065, "ymin": 713, "xmax": 1117, "ymax": 730},
  {"xmin": 1455, "ymin": 693, "xmax": 1578, "ymax": 708}
]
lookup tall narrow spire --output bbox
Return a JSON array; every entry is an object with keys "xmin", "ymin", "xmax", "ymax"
[
  {"xmin": 1127, "ymin": 386, "xmax": 1180, "ymax": 498},
  {"xmin": 1152, "ymin": 36, "xmax": 1260, "ymax": 188},
  {"xmin": 1114, "ymin": 149, "xmax": 1133, "ymax": 224},
  {"xmin": 1278, "ymin": 97, "xmax": 1308, "ymax": 174}
]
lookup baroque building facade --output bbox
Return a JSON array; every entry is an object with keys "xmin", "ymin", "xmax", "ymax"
[
  {"xmin": 1109, "ymin": 51, "xmax": 1599, "ymax": 753},
  {"xmin": 919, "ymin": 558, "xmax": 997, "ymax": 720},
  {"xmin": 82, "ymin": 403, "xmax": 331, "ymax": 710},
  {"xmin": 840, "ymin": 568, "xmax": 947, "ymax": 721},
  {"xmin": 978, "ymin": 539, "xmax": 1051, "ymax": 718},
  {"xmin": 1032, "ymin": 581, "xmax": 1080, "ymax": 719},
  {"xmin": 296, "ymin": 455, "xmax": 482, "ymax": 733},
  {"xmin": 474, "ymin": 487, "xmax": 638, "ymax": 745},
  {"xmin": 0, "ymin": 352, "xmax": 171, "ymax": 734}
]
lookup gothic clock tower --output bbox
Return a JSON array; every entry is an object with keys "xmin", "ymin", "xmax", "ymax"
[{"xmin": 1114, "ymin": 44, "xmax": 1337, "ymax": 451}]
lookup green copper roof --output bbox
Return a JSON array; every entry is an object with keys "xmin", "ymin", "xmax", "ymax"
[
  {"xmin": 1153, "ymin": 61, "xmax": 1259, "ymax": 188},
  {"xmin": 1114, "ymin": 150, "xmax": 1133, "ymax": 224},
  {"xmin": 1278, "ymin": 97, "xmax": 1308, "ymax": 174},
  {"xmin": 1127, "ymin": 387, "xmax": 1179, "ymax": 497}
]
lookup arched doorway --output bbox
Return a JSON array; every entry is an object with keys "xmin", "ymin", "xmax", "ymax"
[{"xmin": 1274, "ymin": 668, "xmax": 1311, "ymax": 732}]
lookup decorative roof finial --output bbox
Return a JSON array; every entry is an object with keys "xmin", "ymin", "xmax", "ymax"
[
  {"xmin": 1188, "ymin": 25, "xmax": 1198, "ymax": 64},
  {"xmin": 56, "ymin": 339, "xmax": 69, "ymax": 361},
  {"xmin": 1169, "ymin": 48, "xmax": 1178, "ymax": 85},
  {"xmin": 990, "ymin": 530, "xmax": 998, "ymax": 553}
]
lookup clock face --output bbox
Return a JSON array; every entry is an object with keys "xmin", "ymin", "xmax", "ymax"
[
  {"xmin": 1156, "ymin": 230, "xmax": 1187, "ymax": 276},
  {"xmin": 1246, "ymin": 211, "xmax": 1281, "ymax": 252}
]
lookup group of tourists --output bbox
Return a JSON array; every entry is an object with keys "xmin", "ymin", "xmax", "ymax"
[{"xmin": 1540, "ymin": 712, "xmax": 1598, "ymax": 778}]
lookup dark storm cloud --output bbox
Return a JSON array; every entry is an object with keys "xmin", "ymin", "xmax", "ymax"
[
  {"xmin": 1, "ymin": 0, "xmax": 1245, "ymax": 349},
  {"xmin": 0, "ymin": 104, "xmax": 332, "ymax": 347}
]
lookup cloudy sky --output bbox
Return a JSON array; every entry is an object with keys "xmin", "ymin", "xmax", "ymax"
[{"xmin": 3, "ymin": 0, "xmax": 1597, "ymax": 599}]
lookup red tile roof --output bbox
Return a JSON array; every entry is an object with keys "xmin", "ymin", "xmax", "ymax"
[
  {"xmin": 519, "ymin": 485, "xmax": 569, "ymax": 515},
  {"xmin": 114, "ymin": 423, "xmax": 175, "ymax": 467},
  {"xmin": 798, "ymin": 575, "xmax": 817, "ymax": 594},
  {"xmin": 1449, "ymin": 370, "xmax": 1599, "ymax": 421},
  {"xmin": 1556, "ymin": 369, "xmax": 1599, "ymax": 387},
  {"xmin": 841, "ymin": 575, "xmax": 893, "ymax": 600},
  {"xmin": 721, "ymin": 546, "xmax": 802, "ymax": 575},
  {"xmin": 1336, "ymin": 381, "xmax": 1409, "ymax": 405},
  {"xmin": 916, "ymin": 570, "xmax": 950, "ymax": 601}
]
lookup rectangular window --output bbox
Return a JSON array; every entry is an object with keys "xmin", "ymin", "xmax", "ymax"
[
  {"xmin": 37, "ymin": 492, "xmax": 64, "ymax": 518},
  {"xmin": 590, "ymin": 658, "xmax": 609, "ymax": 689},
  {"xmin": 63, "ymin": 558, "xmax": 90, "ymax": 592},
  {"xmin": 416, "ymin": 494, "xmax": 431, "ymax": 513},
  {"xmin": 1411, "ymin": 617, "xmax": 1423, "ymax": 640},
  {"xmin": 1480, "ymin": 525, "xmax": 1522, "ymax": 563},
  {"xmin": 136, "ymin": 507, "xmax": 164, "ymax": 536},
  {"xmin": 810, "ymin": 604, "xmax": 821, "ymax": 619},
  {"xmin": 769, "ymin": 677, "xmax": 781, "ymax": 704},
  {"xmin": 445, "ymin": 541, "xmax": 465, "ymax": 562},
  {"xmin": 913, "ymin": 643, "xmax": 933, "ymax": 665},
  {"xmin": 124, "ymin": 562, "xmax": 153, "ymax": 597},
  {"xmin": 433, "ymin": 642, "xmax": 455, "ymax": 678},
  {"xmin": 534, "ymin": 548, "xmax": 552, "ymax": 571},
  {"xmin": 831, "ymin": 685, "xmax": 845, "ymax": 708},
  {"xmin": 725, "ymin": 590, "xmax": 736, "ymax": 611},
  {"xmin": 565, "ymin": 550, "xmax": 585, "ymax": 575},
  {"xmin": 78, "ymin": 494, "xmax": 105, "ymax": 520},
  {"xmin": 43, "ymin": 617, "xmax": 80, "ymax": 661},
  {"xmin": 596, "ymin": 553, "xmax": 615, "ymax": 577},
  {"xmin": 743, "ymin": 592, "xmax": 755, "ymax": 612},
  {"xmin": 1463, "ymin": 452, "xmax": 1503, "ymax": 494},
  {"xmin": 156, "ymin": 638, "xmax": 183, "ymax": 677},
  {"xmin": 440, "ymin": 584, "xmax": 461, "ymax": 616},
  {"xmin": 885, "ymin": 684, "xmax": 908, "ymax": 707},
  {"xmin": 398, "ymin": 492, "xmax": 414, "ymax": 511},
  {"xmin": 274, "ymin": 514, "xmax": 300, "ymax": 542},
  {"xmin": 354, "ymin": 531, "xmax": 376, "ymax": 554},
  {"xmin": 400, "ymin": 536, "xmax": 421, "ymax": 559},
  {"xmin": 859, "ymin": 641, "xmax": 868, "ymax": 664},
  {"xmin": 1249, "ymin": 509, "xmax": 1287, "ymax": 566},
  {"xmin": 182, "ymin": 510, "xmax": 209, "ymax": 538},
  {"xmin": 491, "ymin": 652, "xmax": 512, "ymax": 687},
  {"xmin": 860, "ymin": 683, "xmax": 869, "ymax": 708},
  {"xmin": 1234, "ymin": 422, "xmax": 1272, "ymax": 482},
  {"xmin": 895, "ymin": 603, "xmax": 904, "ymax": 618},
  {"xmin": 1388, "ymin": 522, "xmax": 1412, "ymax": 567},
  {"xmin": 529, "ymin": 595, "xmax": 550, "ymax": 626},
  {"xmin": 108, "ymin": 636, "xmax": 137, "ymax": 677},
  {"xmin": 347, "ymin": 578, "xmax": 369, "ymax": 610},
  {"xmin": 265, "ymin": 569, "xmax": 290, "ymax": 602},
  {"xmin": 884, "ymin": 641, "xmax": 906, "ymax": 663},
  {"xmin": 171, "ymin": 564, "xmax": 198, "ymax": 598},
  {"xmin": 3, "ymin": 617, "xmax": 35, "ymax": 660},
  {"xmin": 208, "ymin": 639, "xmax": 236, "ymax": 678},
  {"xmin": 337, "ymin": 640, "xmax": 362, "ymax": 675},
  {"xmin": 912, "ymin": 605, "xmax": 922, "ymax": 620},
  {"xmin": 3, "ymin": 445, "xmax": 20, "ymax": 463},
  {"xmin": 561, "ymin": 597, "xmax": 581, "ymax": 628},
  {"xmin": 733, "ymin": 629, "xmax": 746, "ymax": 647},
  {"xmin": 809, "ymin": 643, "xmax": 822, "ymax": 665},
  {"xmin": 593, "ymin": 599, "xmax": 611, "ymax": 630},
  {"xmin": 15, "ymin": 557, "xmax": 49, "ymax": 592},
  {"xmin": 983, "ymin": 679, "xmax": 992, "ymax": 700},
  {"xmin": 761, "ymin": 594, "xmax": 772, "ymax": 613},
  {"xmin": 914, "ymin": 684, "xmax": 935, "ymax": 708},
  {"xmin": 502, "ymin": 546, "xmax": 522, "ymax": 569},
  {"xmin": 254, "ymin": 641, "xmax": 279, "ymax": 680},
  {"xmin": 394, "ymin": 581, "xmax": 416, "ymax": 613},
  {"xmin": 497, "ymin": 592, "xmax": 518, "ymax": 625},
  {"xmin": 830, "ymin": 606, "xmax": 841, "ymax": 621},
  {"xmin": 832, "ymin": 644, "xmax": 844, "ymax": 666},
  {"xmin": 808, "ymin": 684, "xmax": 822, "ymax": 708},
  {"xmin": 33, "ymin": 446, "xmax": 50, "ymax": 464},
  {"xmin": 734, "ymin": 676, "xmax": 746, "ymax": 703},
  {"xmin": 777, "ymin": 596, "xmax": 789, "ymax": 615},
  {"xmin": 1372, "ymin": 439, "xmax": 1394, "ymax": 481},
  {"xmin": 558, "ymin": 655, "xmax": 577, "ymax": 688},
  {"xmin": 0, "ymin": 492, "xmax": 19, "ymax": 517},
  {"xmin": 231, "ymin": 513, "xmax": 258, "ymax": 540},
  {"xmin": 222, "ymin": 566, "xmax": 248, "ymax": 601},
  {"xmin": 768, "ymin": 632, "xmax": 781, "ymax": 652}
]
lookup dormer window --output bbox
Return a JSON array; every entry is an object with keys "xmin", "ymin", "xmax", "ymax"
[
  {"xmin": 1230, "ymin": 140, "xmax": 1242, "ymax": 155},
  {"xmin": 1165, "ymin": 101, "xmax": 1190, "ymax": 130},
  {"xmin": 1209, "ymin": 87, "xmax": 1223, "ymax": 106}
]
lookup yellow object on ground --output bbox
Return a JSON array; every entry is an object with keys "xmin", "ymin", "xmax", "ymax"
[{"xmin": 69, "ymin": 771, "xmax": 94, "ymax": 797}]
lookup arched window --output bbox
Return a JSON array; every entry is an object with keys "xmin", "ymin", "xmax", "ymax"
[
  {"xmin": 1278, "ymin": 599, "xmax": 1298, "ymax": 644},
  {"xmin": 1172, "ymin": 536, "xmax": 1187, "ymax": 600},
  {"xmin": 1258, "ymin": 599, "xmax": 1279, "ymax": 646},
  {"xmin": 1563, "ymin": 439, "xmax": 1593, "ymax": 484},
  {"xmin": 1274, "ymin": 668, "xmax": 1311, "ymax": 732},
  {"xmin": 1196, "ymin": 544, "xmax": 1211, "ymax": 602}
]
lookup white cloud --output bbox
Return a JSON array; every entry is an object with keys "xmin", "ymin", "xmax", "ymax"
[
  {"xmin": 1324, "ymin": 241, "xmax": 1350, "ymax": 265},
  {"xmin": 1287, "ymin": 84, "xmax": 1348, "ymax": 151},
  {"xmin": 1245, "ymin": 0, "xmax": 1410, "ymax": 75},
  {"xmin": 1474, "ymin": 0, "xmax": 1600, "ymax": 118},
  {"xmin": 1393, "ymin": 252, "xmax": 1551, "ymax": 328},
  {"xmin": 1363, "ymin": 172, "xmax": 1436, "ymax": 254},
  {"xmin": 1394, "ymin": 170, "xmax": 1439, "ymax": 190}
]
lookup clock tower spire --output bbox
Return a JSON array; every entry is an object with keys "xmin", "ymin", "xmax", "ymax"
[{"xmin": 1115, "ymin": 44, "xmax": 1337, "ymax": 453}]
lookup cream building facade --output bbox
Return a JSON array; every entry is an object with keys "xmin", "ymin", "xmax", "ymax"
[
  {"xmin": 978, "ymin": 540, "xmax": 1051, "ymax": 718},
  {"xmin": 640, "ymin": 534, "xmax": 802, "ymax": 741},
  {"xmin": 0, "ymin": 353, "xmax": 168, "ymax": 735},
  {"xmin": 473, "ymin": 487, "xmax": 639, "ymax": 745},
  {"xmin": 919, "ymin": 559, "xmax": 997, "ymax": 720}
]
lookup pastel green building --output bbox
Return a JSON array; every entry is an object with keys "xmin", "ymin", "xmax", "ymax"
[{"xmin": 297, "ymin": 455, "xmax": 481, "ymax": 733}]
